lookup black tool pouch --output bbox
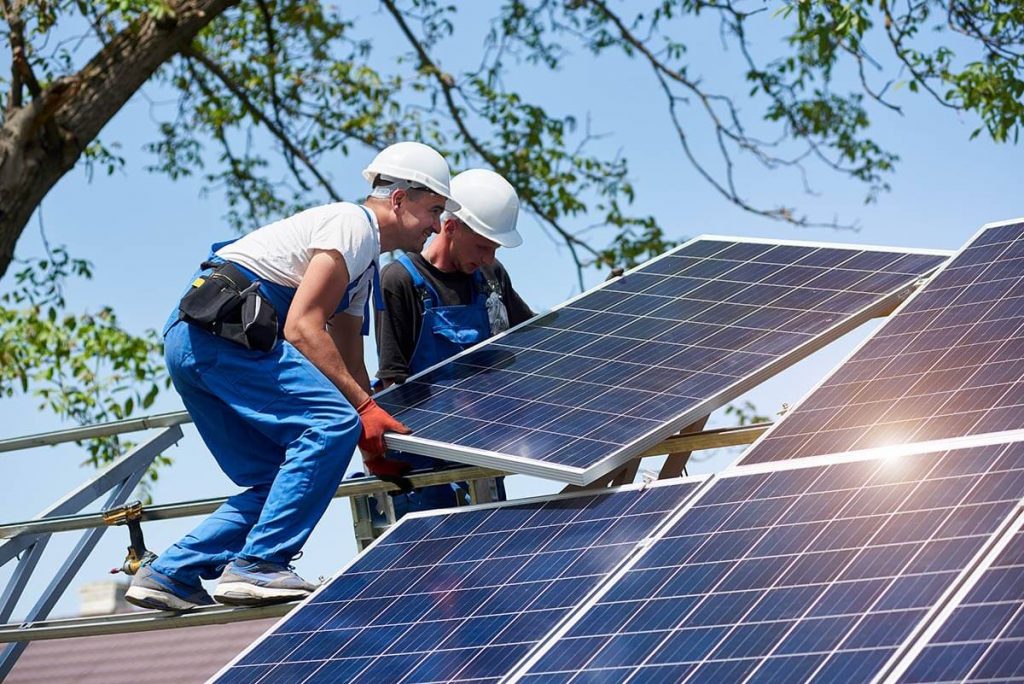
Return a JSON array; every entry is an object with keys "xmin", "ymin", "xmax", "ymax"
[{"xmin": 178, "ymin": 262, "xmax": 279, "ymax": 352}]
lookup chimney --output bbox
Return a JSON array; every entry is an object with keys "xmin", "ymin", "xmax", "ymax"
[{"xmin": 78, "ymin": 580, "xmax": 133, "ymax": 616}]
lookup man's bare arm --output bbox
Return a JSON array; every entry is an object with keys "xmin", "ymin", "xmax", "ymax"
[
  {"xmin": 328, "ymin": 312, "xmax": 371, "ymax": 395},
  {"xmin": 284, "ymin": 249, "xmax": 370, "ymax": 408}
]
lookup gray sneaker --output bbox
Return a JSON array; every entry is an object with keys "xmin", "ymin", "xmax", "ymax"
[
  {"xmin": 213, "ymin": 559, "xmax": 318, "ymax": 606},
  {"xmin": 125, "ymin": 565, "xmax": 215, "ymax": 612}
]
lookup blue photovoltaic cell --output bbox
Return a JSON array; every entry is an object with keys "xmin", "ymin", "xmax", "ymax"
[
  {"xmin": 518, "ymin": 440, "xmax": 1024, "ymax": 683},
  {"xmin": 212, "ymin": 481, "xmax": 700, "ymax": 683},
  {"xmin": 743, "ymin": 221, "xmax": 1024, "ymax": 466},
  {"xmin": 377, "ymin": 238, "xmax": 946, "ymax": 482},
  {"xmin": 897, "ymin": 528, "xmax": 1024, "ymax": 683}
]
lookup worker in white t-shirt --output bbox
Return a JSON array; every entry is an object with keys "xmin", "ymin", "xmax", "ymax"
[{"xmin": 126, "ymin": 142, "xmax": 458, "ymax": 611}]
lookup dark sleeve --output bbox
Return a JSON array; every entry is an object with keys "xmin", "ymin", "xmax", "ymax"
[
  {"xmin": 375, "ymin": 262, "xmax": 422, "ymax": 384},
  {"xmin": 493, "ymin": 261, "xmax": 534, "ymax": 326}
]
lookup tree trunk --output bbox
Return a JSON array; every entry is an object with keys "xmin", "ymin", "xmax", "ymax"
[{"xmin": 0, "ymin": 0, "xmax": 238, "ymax": 281}]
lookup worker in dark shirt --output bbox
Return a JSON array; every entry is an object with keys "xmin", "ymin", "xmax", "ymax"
[{"xmin": 375, "ymin": 168, "xmax": 533, "ymax": 516}]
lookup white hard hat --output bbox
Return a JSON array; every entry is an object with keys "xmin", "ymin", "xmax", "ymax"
[
  {"xmin": 450, "ymin": 169, "xmax": 522, "ymax": 248},
  {"xmin": 362, "ymin": 141, "xmax": 460, "ymax": 212}
]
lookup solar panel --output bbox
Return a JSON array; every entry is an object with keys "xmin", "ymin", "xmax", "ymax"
[
  {"xmin": 891, "ymin": 526, "xmax": 1024, "ymax": 683},
  {"xmin": 742, "ymin": 220, "xmax": 1024, "ymax": 466},
  {"xmin": 211, "ymin": 479, "xmax": 703, "ymax": 683},
  {"xmin": 378, "ymin": 236, "xmax": 948, "ymax": 484},
  {"xmin": 512, "ymin": 439, "xmax": 1024, "ymax": 683}
]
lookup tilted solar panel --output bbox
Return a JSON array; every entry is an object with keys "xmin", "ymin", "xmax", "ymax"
[
  {"xmin": 512, "ymin": 439, "xmax": 1024, "ymax": 683},
  {"xmin": 378, "ymin": 236, "xmax": 948, "ymax": 485},
  {"xmin": 210, "ymin": 480, "xmax": 702, "ymax": 683},
  {"xmin": 742, "ymin": 219, "xmax": 1024, "ymax": 466},
  {"xmin": 891, "ymin": 526, "xmax": 1024, "ymax": 683}
]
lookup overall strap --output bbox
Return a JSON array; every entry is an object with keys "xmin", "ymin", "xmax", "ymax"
[
  {"xmin": 474, "ymin": 268, "xmax": 502, "ymax": 306},
  {"xmin": 356, "ymin": 205, "xmax": 386, "ymax": 336},
  {"xmin": 201, "ymin": 238, "xmax": 240, "ymax": 269},
  {"xmin": 397, "ymin": 253, "xmax": 441, "ymax": 310},
  {"xmin": 359, "ymin": 260, "xmax": 384, "ymax": 335}
]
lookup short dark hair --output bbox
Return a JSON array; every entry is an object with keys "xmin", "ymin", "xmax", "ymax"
[{"xmin": 371, "ymin": 176, "xmax": 430, "ymax": 194}]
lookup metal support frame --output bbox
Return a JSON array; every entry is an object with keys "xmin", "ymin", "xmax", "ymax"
[
  {"xmin": 467, "ymin": 477, "xmax": 500, "ymax": 505},
  {"xmin": 0, "ymin": 601, "xmax": 294, "ymax": 642},
  {"xmin": 637, "ymin": 422, "xmax": 770, "ymax": 458},
  {"xmin": 349, "ymin": 473, "xmax": 508, "ymax": 550},
  {"xmin": 0, "ymin": 427, "xmax": 181, "ymax": 677},
  {"xmin": 0, "ymin": 415, "xmax": 769, "ymax": 647},
  {"xmin": 562, "ymin": 419, "xmax": 768, "ymax": 493},
  {"xmin": 0, "ymin": 411, "xmax": 190, "ymax": 454}
]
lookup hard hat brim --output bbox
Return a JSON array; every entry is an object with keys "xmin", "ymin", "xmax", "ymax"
[
  {"xmin": 362, "ymin": 166, "xmax": 461, "ymax": 213},
  {"xmin": 455, "ymin": 207, "xmax": 523, "ymax": 248}
]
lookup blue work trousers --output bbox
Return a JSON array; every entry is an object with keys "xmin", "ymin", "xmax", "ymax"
[{"xmin": 153, "ymin": 320, "xmax": 360, "ymax": 586}]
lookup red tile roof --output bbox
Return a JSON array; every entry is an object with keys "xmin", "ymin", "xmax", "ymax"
[{"xmin": 7, "ymin": 618, "xmax": 277, "ymax": 684}]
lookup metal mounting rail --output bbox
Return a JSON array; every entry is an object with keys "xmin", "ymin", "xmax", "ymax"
[
  {"xmin": 0, "ymin": 426, "xmax": 183, "ymax": 678},
  {"xmin": 0, "ymin": 601, "xmax": 295, "ymax": 643},
  {"xmin": 637, "ymin": 422, "xmax": 770, "ymax": 458},
  {"xmin": 0, "ymin": 465, "xmax": 508, "ymax": 540},
  {"xmin": 0, "ymin": 422, "xmax": 772, "ymax": 541},
  {"xmin": 0, "ymin": 410, "xmax": 191, "ymax": 454},
  {"xmin": 0, "ymin": 409, "xmax": 771, "ymax": 652}
]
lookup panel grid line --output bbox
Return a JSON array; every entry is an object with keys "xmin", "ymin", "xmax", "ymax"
[
  {"xmin": 515, "ymin": 440, "xmax": 1024, "ymax": 683},
  {"xmin": 380, "ymin": 237, "xmax": 946, "ymax": 483},
  {"xmin": 211, "ymin": 480, "xmax": 705, "ymax": 683},
  {"xmin": 886, "ymin": 513, "xmax": 1024, "ymax": 683},
  {"xmin": 742, "ymin": 221, "xmax": 1024, "ymax": 466}
]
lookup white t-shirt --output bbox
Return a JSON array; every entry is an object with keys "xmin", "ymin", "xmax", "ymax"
[{"xmin": 216, "ymin": 202, "xmax": 380, "ymax": 317}]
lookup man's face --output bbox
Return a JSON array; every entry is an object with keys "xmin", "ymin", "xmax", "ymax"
[
  {"xmin": 448, "ymin": 221, "xmax": 500, "ymax": 274},
  {"xmin": 394, "ymin": 189, "xmax": 446, "ymax": 252}
]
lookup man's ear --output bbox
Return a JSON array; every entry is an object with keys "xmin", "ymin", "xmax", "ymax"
[
  {"xmin": 442, "ymin": 218, "xmax": 458, "ymax": 235},
  {"xmin": 390, "ymin": 188, "xmax": 406, "ymax": 209}
]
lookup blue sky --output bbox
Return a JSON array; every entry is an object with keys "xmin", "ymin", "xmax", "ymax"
[{"xmin": 0, "ymin": 3, "xmax": 1020, "ymax": 620}]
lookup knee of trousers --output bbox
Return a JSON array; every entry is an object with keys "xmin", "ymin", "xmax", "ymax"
[{"xmin": 302, "ymin": 414, "xmax": 361, "ymax": 475}]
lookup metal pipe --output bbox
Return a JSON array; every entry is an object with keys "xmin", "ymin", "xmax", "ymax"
[
  {"xmin": 0, "ymin": 411, "xmax": 191, "ymax": 454},
  {"xmin": 0, "ymin": 428, "xmax": 183, "ymax": 566},
  {"xmin": 0, "ymin": 423, "xmax": 771, "ymax": 541},
  {"xmin": 0, "ymin": 465, "xmax": 508, "ymax": 539},
  {"xmin": 0, "ymin": 601, "xmax": 294, "ymax": 643}
]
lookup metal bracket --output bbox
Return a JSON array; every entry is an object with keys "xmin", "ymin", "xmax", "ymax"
[{"xmin": 0, "ymin": 427, "xmax": 181, "ymax": 678}]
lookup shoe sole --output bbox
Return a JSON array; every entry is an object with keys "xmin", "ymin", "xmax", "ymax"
[
  {"xmin": 213, "ymin": 582, "xmax": 311, "ymax": 607},
  {"xmin": 125, "ymin": 586, "xmax": 203, "ymax": 612}
]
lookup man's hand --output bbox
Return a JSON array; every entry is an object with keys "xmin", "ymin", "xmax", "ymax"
[
  {"xmin": 362, "ymin": 453, "xmax": 414, "ymax": 494},
  {"xmin": 356, "ymin": 398, "xmax": 411, "ymax": 456}
]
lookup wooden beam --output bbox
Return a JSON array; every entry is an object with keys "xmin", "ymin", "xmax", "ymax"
[
  {"xmin": 638, "ymin": 422, "xmax": 771, "ymax": 458},
  {"xmin": 659, "ymin": 417, "xmax": 708, "ymax": 479}
]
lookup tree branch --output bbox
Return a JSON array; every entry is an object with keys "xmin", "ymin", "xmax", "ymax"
[
  {"xmin": 252, "ymin": 0, "xmax": 308, "ymax": 189},
  {"xmin": 182, "ymin": 45, "xmax": 341, "ymax": 201},
  {"xmin": 585, "ymin": 0, "xmax": 853, "ymax": 230},
  {"xmin": 881, "ymin": 0, "xmax": 960, "ymax": 110},
  {"xmin": 1, "ymin": 0, "xmax": 240, "ymax": 281},
  {"xmin": 2, "ymin": 0, "xmax": 41, "ymax": 112},
  {"xmin": 381, "ymin": 0, "xmax": 597, "ymax": 289}
]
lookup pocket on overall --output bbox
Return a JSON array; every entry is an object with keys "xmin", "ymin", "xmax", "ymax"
[{"xmin": 429, "ymin": 309, "xmax": 487, "ymax": 347}]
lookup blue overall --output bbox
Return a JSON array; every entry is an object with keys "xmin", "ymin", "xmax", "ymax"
[
  {"xmin": 154, "ymin": 210, "xmax": 382, "ymax": 588},
  {"xmin": 383, "ymin": 254, "xmax": 506, "ymax": 517}
]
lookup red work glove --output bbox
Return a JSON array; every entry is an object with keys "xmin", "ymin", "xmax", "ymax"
[
  {"xmin": 356, "ymin": 398, "xmax": 411, "ymax": 456},
  {"xmin": 363, "ymin": 454, "xmax": 414, "ymax": 494},
  {"xmin": 357, "ymin": 398, "xmax": 415, "ymax": 493}
]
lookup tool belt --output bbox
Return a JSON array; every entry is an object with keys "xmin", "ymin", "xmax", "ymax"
[{"xmin": 178, "ymin": 261, "xmax": 279, "ymax": 352}]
